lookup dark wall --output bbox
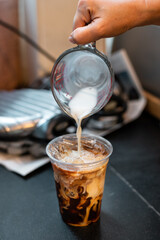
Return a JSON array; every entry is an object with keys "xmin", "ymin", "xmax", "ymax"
[{"xmin": 112, "ymin": 26, "xmax": 160, "ymax": 98}]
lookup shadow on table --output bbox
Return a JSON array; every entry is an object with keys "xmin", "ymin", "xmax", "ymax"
[{"xmin": 67, "ymin": 211, "xmax": 126, "ymax": 240}]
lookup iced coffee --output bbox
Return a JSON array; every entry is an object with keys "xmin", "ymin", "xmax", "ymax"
[{"xmin": 46, "ymin": 134, "xmax": 112, "ymax": 227}]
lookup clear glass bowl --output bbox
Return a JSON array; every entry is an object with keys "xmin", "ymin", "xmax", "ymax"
[{"xmin": 50, "ymin": 43, "xmax": 114, "ymax": 118}]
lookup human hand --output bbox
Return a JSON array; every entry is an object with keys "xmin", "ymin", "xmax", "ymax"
[{"xmin": 69, "ymin": 0, "xmax": 160, "ymax": 45}]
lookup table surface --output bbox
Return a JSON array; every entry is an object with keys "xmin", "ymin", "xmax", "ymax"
[{"xmin": 0, "ymin": 112, "xmax": 160, "ymax": 240}]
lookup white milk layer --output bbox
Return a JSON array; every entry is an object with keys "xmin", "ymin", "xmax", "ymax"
[{"xmin": 69, "ymin": 87, "xmax": 97, "ymax": 120}]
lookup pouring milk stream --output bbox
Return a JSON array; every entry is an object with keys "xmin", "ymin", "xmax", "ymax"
[{"xmin": 69, "ymin": 87, "xmax": 98, "ymax": 154}]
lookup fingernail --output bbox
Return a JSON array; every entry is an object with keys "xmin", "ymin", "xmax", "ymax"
[{"xmin": 69, "ymin": 34, "xmax": 76, "ymax": 44}]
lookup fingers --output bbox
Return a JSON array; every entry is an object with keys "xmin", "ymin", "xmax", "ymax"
[
  {"xmin": 72, "ymin": 11, "xmax": 87, "ymax": 31},
  {"xmin": 69, "ymin": 20, "xmax": 103, "ymax": 45},
  {"xmin": 72, "ymin": 0, "xmax": 91, "ymax": 30},
  {"xmin": 69, "ymin": 0, "xmax": 96, "ymax": 44}
]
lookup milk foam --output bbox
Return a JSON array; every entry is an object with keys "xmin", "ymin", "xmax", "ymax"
[
  {"xmin": 69, "ymin": 87, "xmax": 97, "ymax": 120},
  {"xmin": 61, "ymin": 149, "xmax": 105, "ymax": 164}
]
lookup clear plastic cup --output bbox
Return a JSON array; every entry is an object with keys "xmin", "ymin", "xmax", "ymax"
[
  {"xmin": 46, "ymin": 133, "xmax": 113, "ymax": 227},
  {"xmin": 50, "ymin": 43, "xmax": 114, "ymax": 118}
]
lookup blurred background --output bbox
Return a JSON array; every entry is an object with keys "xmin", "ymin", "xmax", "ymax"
[
  {"xmin": 0, "ymin": 0, "xmax": 159, "ymax": 120},
  {"xmin": 0, "ymin": 0, "xmax": 105, "ymax": 89}
]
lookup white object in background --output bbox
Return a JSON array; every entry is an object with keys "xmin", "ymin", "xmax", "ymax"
[
  {"xmin": 84, "ymin": 49, "xmax": 146, "ymax": 136},
  {"xmin": 111, "ymin": 49, "xmax": 146, "ymax": 122},
  {"xmin": 0, "ymin": 153, "xmax": 49, "ymax": 176}
]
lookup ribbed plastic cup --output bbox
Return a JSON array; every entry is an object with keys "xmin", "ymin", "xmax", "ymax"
[{"xmin": 46, "ymin": 134, "xmax": 113, "ymax": 227}]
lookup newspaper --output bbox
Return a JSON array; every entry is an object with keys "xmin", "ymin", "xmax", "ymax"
[{"xmin": 0, "ymin": 153, "xmax": 49, "ymax": 176}]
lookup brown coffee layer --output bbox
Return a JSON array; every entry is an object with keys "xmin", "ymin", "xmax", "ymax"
[{"xmin": 52, "ymin": 162, "xmax": 107, "ymax": 226}]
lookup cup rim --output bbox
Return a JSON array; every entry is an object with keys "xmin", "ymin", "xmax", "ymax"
[{"xmin": 46, "ymin": 133, "xmax": 113, "ymax": 168}]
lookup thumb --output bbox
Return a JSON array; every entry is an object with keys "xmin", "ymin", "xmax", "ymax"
[{"xmin": 69, "ymin": 21, "xmax": 102, "ymax": 45}]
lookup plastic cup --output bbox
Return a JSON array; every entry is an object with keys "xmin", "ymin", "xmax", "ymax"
[{"xmin": 46, "ymin": 134, "xmax": 113, "ymax": 227}]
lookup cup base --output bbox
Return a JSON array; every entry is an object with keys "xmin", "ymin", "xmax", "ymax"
[{"xmin": 63, "ymin": 215, "xmax": 100, "ymax": 227}]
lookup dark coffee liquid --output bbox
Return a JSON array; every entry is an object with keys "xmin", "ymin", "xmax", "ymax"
[{"xmin": 52, "ymin": 162, "xmax": 107, "ymax": 226}]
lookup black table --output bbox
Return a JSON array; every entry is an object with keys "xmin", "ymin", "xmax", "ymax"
[{"xmin": 0, "ymin": 112, "xmax": 160, "ymax": 240}]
